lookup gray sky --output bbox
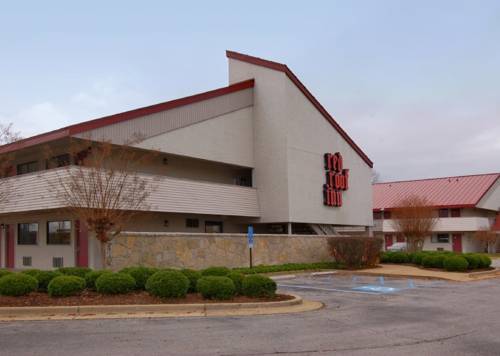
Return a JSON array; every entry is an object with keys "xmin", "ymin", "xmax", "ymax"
[{"xmin": 1, "ymin": 1, "xmax": 499, "ymax": 181}]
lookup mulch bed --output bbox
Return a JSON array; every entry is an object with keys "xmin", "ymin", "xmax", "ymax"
[{"xmin": 0, "ymin": 291, "xmax": 293, "ymax": 307}]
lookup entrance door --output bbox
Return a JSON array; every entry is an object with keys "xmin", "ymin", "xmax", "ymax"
[
  {"xmin": 452, "ymin": 234, "xmax": 462, "ymax": 253},
  {"xmin": 5, "ymin": 224, "xmax": 15, "ymax": 268},
  {"xmin": 384, "ymin": 234, "xmax": 393, "ymax": 249},
  {"xmin": 75, "ymin": 220, "xmax": 89, "ymax": 267}
]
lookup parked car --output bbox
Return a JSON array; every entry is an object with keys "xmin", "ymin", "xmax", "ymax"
[{"xmin": 387, "ymin": 242, "xmax": 407, "ymax": 252}]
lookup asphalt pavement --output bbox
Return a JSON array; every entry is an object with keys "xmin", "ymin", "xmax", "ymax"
[{"xmin": 0, "ymin": 274, "xmax": 499, "ymax": 356}]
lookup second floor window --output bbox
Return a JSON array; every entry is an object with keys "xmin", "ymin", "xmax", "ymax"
[
  {"xmin": 47, "ymin": 153, "xmax": 71, "ymax": 169},
  {"xmin": 438, "ymin": 208, "xmax": 449, "ymax": 218},
  {"xmin": 17, "ymin": 161, "xmax": 38, "ymax": 175},
  {"xmin": 450, "ymin": 208, "xmax": 461, "ymax": 217}
]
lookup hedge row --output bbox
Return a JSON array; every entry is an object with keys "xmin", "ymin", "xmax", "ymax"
[
  {"xmin": 381, "ymin": 251, "xmax": 492, "ymax": 271},
  {"xmin": 0, "ymin": 266, "xmax": 277, "ymax": 300}
]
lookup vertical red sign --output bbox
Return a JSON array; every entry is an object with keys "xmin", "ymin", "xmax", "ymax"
[{"xmin": 323, "ymin": 152, "xmax": 349, "ymax": 207}]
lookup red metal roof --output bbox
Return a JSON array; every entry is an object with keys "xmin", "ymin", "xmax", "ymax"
[
  {"xmin": 373, "ymin": 173, "xmax": 500, "ymax": 211},
  {"xmin": 0, "ymin": 79, "xmax": 254, "ymax": 154},
  {"xmin": 226, "ymin": 51, "xmax": 373, "ymax": 168}
]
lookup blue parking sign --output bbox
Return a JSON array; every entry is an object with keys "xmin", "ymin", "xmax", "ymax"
[{"xmin": 247, "ymin": 225, "xmax": 254, "ymax": 248}]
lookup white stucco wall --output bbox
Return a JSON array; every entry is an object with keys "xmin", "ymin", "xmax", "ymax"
[
  {"xmin": 228, "ymin": 57, "xmax": 372, "ymax": 226},
  {"xmin": 476, "ymin": 178, "xmax": 500, "ymax": 211}
]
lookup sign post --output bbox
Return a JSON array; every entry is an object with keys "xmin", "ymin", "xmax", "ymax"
[{"xmin": 247, "ymin": 225, "xmax": 254, "ymax": 269}]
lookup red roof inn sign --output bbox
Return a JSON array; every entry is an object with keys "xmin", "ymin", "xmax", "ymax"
[{"xmin": 323, "ymin": 153, "xmax": 349, "ymax": 207}]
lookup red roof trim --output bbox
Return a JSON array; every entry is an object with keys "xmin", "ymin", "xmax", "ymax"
[
  {"xmin": 0, "ymin": 79, "xmax": 255, "ymax": 154},
  {"xmin": 226, "ymin": 50, "xmax": 373, "ymax": 168}
]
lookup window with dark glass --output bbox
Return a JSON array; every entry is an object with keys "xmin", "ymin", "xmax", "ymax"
[
  {"xmin": 450, "ymin": 208, "xmax": 461, "ymax": 217},
  {"xmin": 186, "ymin": 218, "xmax": 199, "ymax": 228},
  {"xmin": 373, "ymin": 211, "xmax": 382, "ymax": 220},
  {"xmin": 431, "ymin": 233, "xmax": 450, "ymax": 243},
  {"xmin": 47, "ymin": 153, "xmax": 71, "ymax": 169},
  {"xmin": 383, "ymin": 211, "xmax": 391, "ymax": 219},
  {"xmin": 47, "ymin": 221, "xmax": 72, "ymax": 245},
  {"xmin": 17, "ymin": 223, "xmax": 38, "ymax": 245},
  {"xmin": 438, "ymin": 208, "xmax": 449, "ymax": 218},
  {"xmin": 16, "ymin": 161, "xmax": 38, "ymax": 175}
]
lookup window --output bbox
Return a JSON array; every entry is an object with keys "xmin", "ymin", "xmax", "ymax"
[
  {"xmin": 432, "ymin": 233, "xmax": 450, "ymax": 243},
  {"xmin": 373, "ymin": 211, "xmax": 382, "ymax": 220},
  {"xmin": 18, "ymin": 223, "xmax": 38, "ymax": 245},
  {"xmin": 205, "ymin": 221, "xmax": 223, "ymax": 233},
  {"xmin": 53, "ymin": 257, "xmax": 64, "ymax": 268},
  {"xmin": 17, "ymin": 161, "xmax": 38, "ymax": 175},
  {"xmin": 450, "ymin": 208, "xmax": 461, "ymax": 218},
  {"xmin": 383, "ymin": 211, "xmax": 391, "ymax": 219},
  {"xmin": 47, "ymin": 153, "xmax": 71, "ymax": 169},
  {"xmin": 186, "ymin": 218, "xmax": 199, "ymax": 228},
  {"xmin": 22, "ymin": 256, "xmax": 32, "ymax": 267},
  {"xmin": 47, "ymin": 221, "xmax": 72, "ymax": 245},
  {"xmin": 438, "ymin": 208, "xmax": 449, "ymax": 218}
]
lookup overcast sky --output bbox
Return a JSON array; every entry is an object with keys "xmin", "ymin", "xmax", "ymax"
[{"xmin": 1, "ymin": 1, "xmax": 499, "ymax": 181}]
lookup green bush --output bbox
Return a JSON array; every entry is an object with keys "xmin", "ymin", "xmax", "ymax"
[
  {"xmin": 202, "ymin": 266, "xmax": 231, "ymax": 277},
  {"xmin": 388, "ymin": 252, "xmax": 410, "ymax": 264},
  {"xmin": 85, "ymin": 270, "xmax": 112, "ymax": 290},
  {"xmin": 48, "ymin": 275, "xmax": 85, "ymax": 297},
  {"xmin": 196, "ymin": 276, "xmax": 236, "ymax": 300},
  {"xmin": 478, "ymin": 255, "xmax": 492, "ymax": 268},
  {"xmin": 412, "ymin": 252, "xmax": 428, "ymax": 265},
  {"xmin": 146, "ymin": 270, "xmax": 189, "ymax": 298},
  {"xmin": 181, "ymin": 269, "xmax": 202, "ymax": 293},
  {"xmin": 58, "ymin": 267, "xmax": 92, "ymax": 278},
  {"xmin": 227, "ymin": 271, "xmax": 245, "ymax": 295},
  {"xmin": 443, "ymin": 256, "xmax": 469, "ymax": 272},
  {"xmin": 380, "ymin": 252, "xmax": 391, "ymax": 263},
  {"xmin": 422, "ymin": 254, "xmax": 446, "ymax": 269},
  {"xmin": 0, "ymin": 269, "xmax": 13, "ymax": 279},
  {"xmin": 0, "ymin": 273, "xmax": 38, "ymax": 296},
  {"xmin": 463, "ymin": 254, "xmax": 481, "ymax": 270},
  {"xmin": 21, "ymin": 269, "xmax": 42, "ymax": 279},
  {"xmin": 120, "ymin": 266, "xmax": 158, "ymax": 290},
  {"xmin": 233, "ymin": 262, "xmax": 340, "ymax": 275},
  {"xmin": 242, "ymin": 275, "xmax": 277, "ymax": 298},
  {"xmin": 95, "ymin": 272, "xmax": 136, "ymax": 295},
  {"xmin": 36, "ymin": 271, "xmax": 63, "ymax": 292}
]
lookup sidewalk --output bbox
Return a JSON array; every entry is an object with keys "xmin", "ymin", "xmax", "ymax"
[{"xmin": 341, "ymin": 264, "xmax": 500, "ymax": 282}]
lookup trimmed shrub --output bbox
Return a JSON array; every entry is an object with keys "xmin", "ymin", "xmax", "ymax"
[
  {"xmin": 181, "ymin": 269, "xmax": 202, "ymax": 293},
  {"xmin": 242, "ymin": 275, "xmax": 277, "ymax": 298},
  {"xmin": 36, "ymin": 271, "xmax": 63, "ymax": 292},
  {"xmin": 21, "ymin": 269, "xmax": 42, "ymax": 279},
  {"xmin": 388, "ymin": 252, "xmax": 410, "ymax": 264},
  {"xmin": 202, "ymin": 266, "xmax": 231, "ymax": 277},
  {"xmin": 85, "ymin": 270, "xmax": 112, "ymax": 290},
  {"xmin": 0, "ymin": 273, "xmax": 38, "ymax": 296},
  {"xmin": 327, "ymin": 236, "xmax": 383, "ymax": 268},
  {"xmin": 443, "ymin": 256, "xmax": 469, "ymax": 272},
  {"xmin": 196, "ymin": 276, "xmax": 236, "ymax": 300},
  {"xmin": 227, "ymin": 271, "xmax": 245, "ymax": 295},
  {"xmin": 463, "ymin": 254, "xmax": 481, "ymax": 270},
  {"xmin": 48, "ymin": 275, "xmax": 85, "ymax": 297},
  {"xmin": 478, "ymin": 255, "xmax": 492, "ymax": 269},
  {"xmin": 120, "ymin": 266, "xmax": 158, "ymax": 290},
  {"xmin": 412, "ymin": 252, "xmax": 428, "ymax": 265},
  {"xmin": 233, "ymin": 262, "xmax": 341, "ymax": 275},
  {"xmin": 380, "ymin": 252, "xmax": 391, "ymax": 263},
  {"xmin": 58, "ymin": 267, "xmax": 92, "ymax": 278},
  {"xmin": 0, "ymin": 269, "xmax": 13, "ymax": 279},
  {"xmin": 95, "ymin": 272, "xmax": 136, "ymax": 295},
  {"xmin": 422, "ymin": 254, "xmax": 446, "ymax": 269},
  {"xmin": 146, "ymin": 270, "xmax": 189, "ymax": 298}
]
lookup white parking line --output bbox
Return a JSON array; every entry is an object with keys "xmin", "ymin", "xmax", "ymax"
[{"xmin": 278, "ymin": 283, "xmax": 387, "ymax": 295}]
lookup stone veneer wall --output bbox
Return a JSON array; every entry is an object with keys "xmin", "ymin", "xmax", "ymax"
[{"xmin": 109, "ymin": 233, "xmax": 332, "ymax": 270}]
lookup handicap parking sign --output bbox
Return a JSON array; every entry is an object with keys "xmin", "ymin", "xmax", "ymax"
[{"xmin": 247, "ymin": 225, "xmax": 254, "ymax": 248}]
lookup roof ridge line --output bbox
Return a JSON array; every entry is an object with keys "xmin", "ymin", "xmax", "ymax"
[{"xmin": 374, "ymin": 172, "xmax": 500, "ymax": 185}]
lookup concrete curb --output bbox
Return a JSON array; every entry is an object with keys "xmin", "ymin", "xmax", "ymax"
[{"xmin": 0, "ymin": 294, "xmax": 322, "ymax": 321}]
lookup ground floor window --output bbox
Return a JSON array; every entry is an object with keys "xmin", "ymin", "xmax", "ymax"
[
  {"xmin": 431, "ymin": 233, "xmax": 450, "ymax": 243},
  {"xmin": 47, "ymin": 220, "xmax": 72, "ymax": 245},
  {"xmin": 186, "ymin": 218, "xmax": 199, "ymax": 228},
  {"xmin": 18, "ymin": 223, "xmax": 38, "ymax": 245},
  {"xmin": 205, "ymin": 221, "xmax": 223, "ymax": 233}
]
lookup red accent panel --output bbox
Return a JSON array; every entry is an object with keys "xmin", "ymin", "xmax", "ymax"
[
  {"xmin": 6, "ymin": 224, "xmax": 15, "ymax": 268},
  {"xmin": 75, "ymin": 220, "xmax": 89, "ymax": 267},
  {"xmin": 493, "ymin": 213, "xmax": 500, "ymax": 231},
  {"xmin": 452, "ymin": 233, "xmax": 462, "ymax": 253},
  {"xmin": 0, "ymin": 79, "xmax": 255, "ymax": 154},
  {"xmin": 226, "ymin": 50, "xmax": 373, "ymax": 168}
]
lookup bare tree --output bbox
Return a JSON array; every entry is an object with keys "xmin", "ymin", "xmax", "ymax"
[
  {"xmin": 51, "ymin": 138, "xmax": 157, "ymax": 267},
  {"xmin": 474, "ymin": 228, "xmax": 498, "ymax": 254},
  {"xmin": 391, "ymin": 196, "xmax": 437, "ymax": 252},
  {"xmin": 0, "ymin": 123, "xmax": 22, "ymax": 145}
]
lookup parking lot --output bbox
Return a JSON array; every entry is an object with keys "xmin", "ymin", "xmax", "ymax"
[{"xmin": 0, "ymin": 274, "xmax": 499, "ymax": 355}]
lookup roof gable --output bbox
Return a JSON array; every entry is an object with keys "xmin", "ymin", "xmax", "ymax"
[
  {"xmin": 226, "ymin": 50, "xmax": 373, "ymax": 168},
  {"xmin": 373, "ymin": 173, "xmax": 500, "ymax": 210}
]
